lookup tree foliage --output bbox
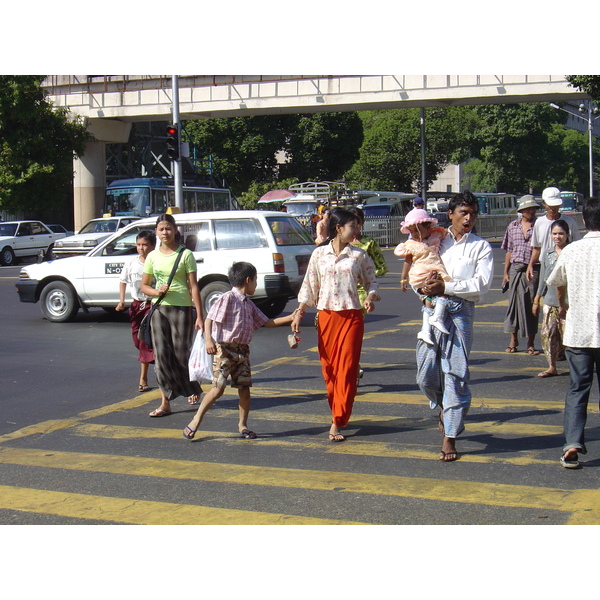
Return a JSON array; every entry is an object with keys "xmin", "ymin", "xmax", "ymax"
[
  {"xmin": 462, "ymin": 103, "xmax": 567, "ymax": 193},
  {"xmin": 0, "ymin": 76, "xmax": 90, "ymax": 214},
  {"xmin": 185, "ymin": 112, "xmax": 363, "ymax": 197},
  {"xmin": 344, "ymin": 107, "xmax": 476, "ymax": 192},
  {"xmin": 566, "ymin": 76, "xmax": 600, "ymax": 102}
]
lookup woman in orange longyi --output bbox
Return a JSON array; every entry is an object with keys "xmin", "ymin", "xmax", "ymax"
[{"xmin": 291, "ymin": 209, "xmax": 380, "ymax": 441}]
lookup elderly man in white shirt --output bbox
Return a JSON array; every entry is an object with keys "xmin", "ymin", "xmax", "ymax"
[
  {"xmin": 546, "ymin": 197, "xmax": 600, "ymax": 469},
  {"xmin": 526, "ymin": 186, "xmax": 581, "ymax": 282},
  {"xmin": 415, "ymin": 192, "xmax": 494, "ymax": 462}
]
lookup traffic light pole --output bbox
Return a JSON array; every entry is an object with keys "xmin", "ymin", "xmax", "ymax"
[{"xmin": 171, "ymin": 75, "xmax": 183, "ymax": 211}]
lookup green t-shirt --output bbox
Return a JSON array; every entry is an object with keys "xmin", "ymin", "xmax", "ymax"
[{"xmin": 143, "ymin": 247, "xmax": 197, "ymax": 306}]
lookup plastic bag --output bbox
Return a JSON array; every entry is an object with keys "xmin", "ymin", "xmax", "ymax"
[{"xmin": 189, "ymin": 332, "xmax": 213, "ymax": 382}]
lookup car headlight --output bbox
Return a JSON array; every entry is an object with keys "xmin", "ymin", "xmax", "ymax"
[
  {"xmin": 54, "ymin": 240, "xmax": 64, "ymax": 247},
  {"xmin": 19, "ymin": 270, "xmax": 30, "ymax": 280},
  {"xmin": 83, "ymin": 239, "xmax": 99, "ymax": 247}
]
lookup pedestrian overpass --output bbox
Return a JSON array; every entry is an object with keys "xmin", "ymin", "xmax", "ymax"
[{"xmin": 43, "ymin": 75, "xmax": 587, "ymax": 228}]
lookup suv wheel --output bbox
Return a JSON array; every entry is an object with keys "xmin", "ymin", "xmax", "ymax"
[
  {"xmin": 200, "ymin": 281, "xmax": 231, "ymax": 316},
  {"xmin": 40, "ymin": 281, "xmax": 80, "ymax": 322}
]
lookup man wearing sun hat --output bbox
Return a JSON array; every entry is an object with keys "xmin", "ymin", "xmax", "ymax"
[
  {"xmin": 501, "ymin": 195, "xmax": 541, "ymax": 355},
  {"xmin": 526, "ymin": 187, "xmax": 580, "ymax": 283}
]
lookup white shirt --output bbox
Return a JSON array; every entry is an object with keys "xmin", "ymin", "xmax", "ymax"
[
  {"xmin": 546, "ymin": 231, "xmax": 600, "ymax": 348},
  {"xmin": 530, "ymin": 213, "xmax": 580, "ymax": 261},
  {"xmin": 119, "ymin": 255, "xmax": 151, "ymax": 302},
  {"xmin": 298, "ymin": 242, "xmax": 379, "ymax": 311},
  {"xmin": 439, "ymin": 229, "xmax": 494, "ymax": 303}
]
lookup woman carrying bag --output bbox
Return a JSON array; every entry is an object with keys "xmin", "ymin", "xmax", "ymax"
[{"xmin": 141, "ymin": 213, "xmax": 203, "ymax": 417}]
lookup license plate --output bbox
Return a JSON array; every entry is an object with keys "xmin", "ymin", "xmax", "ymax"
[{"xmin": 105, "ymin": 262, "xmax": 124, "ymax": 275}]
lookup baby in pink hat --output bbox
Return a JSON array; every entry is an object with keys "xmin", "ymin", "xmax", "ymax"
[{"xmin": 394, "ymin": 208, "xmax": 451, "ymax": 344}]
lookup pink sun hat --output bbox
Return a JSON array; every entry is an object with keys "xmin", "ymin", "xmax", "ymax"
[{"xmin": 400, "ymin": 208, "xmax": 438, "ymax": 234}]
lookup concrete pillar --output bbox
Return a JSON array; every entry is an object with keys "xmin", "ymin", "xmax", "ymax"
[
  {"xmin": 72, "ymin": 119, "xmax": 131, "ymax": 231},
  {"xmin": 73, "ymin": 141, "xmax": 106, "ymax": 231}
]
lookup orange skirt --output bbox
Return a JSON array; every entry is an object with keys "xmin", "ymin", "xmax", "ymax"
[{"xmin": 317, "ymin": 309, "xmax": 364, "ymax": 427}]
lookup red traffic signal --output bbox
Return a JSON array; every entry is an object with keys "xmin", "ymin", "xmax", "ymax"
[{"xmin": 166, "ymin": 124, "xmax": 180, "ymax": 160}]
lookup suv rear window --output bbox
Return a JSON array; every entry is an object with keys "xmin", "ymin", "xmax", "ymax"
[{"xmin": 266, "ymin": 217, "xmax": 314, "ymax": 246}]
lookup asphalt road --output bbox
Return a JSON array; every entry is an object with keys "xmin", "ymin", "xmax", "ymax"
[{"xmin": 1, "ymin": 245, "xmax": 599, "ymax": 528}]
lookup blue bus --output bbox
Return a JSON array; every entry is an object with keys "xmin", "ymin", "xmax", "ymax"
[
  {"xmin": 560, "ymin": 191, "xmax": 583, "ymax": 212},
  {"xmin": 474, "ymin": 192, "xmax": 518, "ymax": 215},
  {"xmin": 104, "ymin": 178, "xmax": 235, "ymax": 217}
]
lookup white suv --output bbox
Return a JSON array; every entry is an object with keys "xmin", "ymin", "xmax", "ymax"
[{"xmin": 16, "ymin": 210, "xmax": 316, "ymax": 322}]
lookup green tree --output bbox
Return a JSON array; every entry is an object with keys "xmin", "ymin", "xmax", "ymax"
[
  {"xmin": 566, "ymin": 76, "xmax": 600, "ymax": 102},
  {"xmin": 0, "ymin": 75, "xmax": 90, "ymax": 214},
  {"xmin": 345, "ymin": 107, "xmax": 476, "ymax": 192},
  {"xmin": 185, "ymin": 112, "xmax": 363, "ymax": 197},
  {"xmin": 185, "ymin": 115, "xmax": 293, "ymax": 195},
  {"xmin": 282, "ymin": 112, "xmax": 363, "ymax": 181},
  {"xmin": 463, "ymin": 103, "xmax": 566, "ymax": 193}
]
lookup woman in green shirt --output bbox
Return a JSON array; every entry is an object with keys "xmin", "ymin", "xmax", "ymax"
[{"xmin": 141, "ymin": 213, "xmax": 204, "ymax": 417}]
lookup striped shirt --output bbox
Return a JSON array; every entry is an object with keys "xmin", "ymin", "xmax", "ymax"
[{"xmin": 207, "ymin": 286, "xmax": 268, "ymax": 344}]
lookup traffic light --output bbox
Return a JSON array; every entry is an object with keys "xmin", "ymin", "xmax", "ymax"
[{"xmin": 166, "ymin": 124, "xmax": 180, "ymax": 160}]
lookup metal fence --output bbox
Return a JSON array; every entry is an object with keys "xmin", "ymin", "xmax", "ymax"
[{"xmin": 360, "ymin": 213, "xmax": 586, "ymax": 247}]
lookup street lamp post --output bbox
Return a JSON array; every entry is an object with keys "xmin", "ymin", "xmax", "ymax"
[{"xmin": 550, "ymin": 100, "xmax": 600, "ymax": 197}]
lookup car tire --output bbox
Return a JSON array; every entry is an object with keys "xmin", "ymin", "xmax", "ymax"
[
  {"xmin": 200, "ymin": 281, "xmax": 231, "ymax": 316},
  {"xmin": 45, "ymin": 244, "xmax": 55, "ymax": 261},
  {"xmin": 1, "ymin": 246, "xmax": 16, "ymax": 266},
  {"xmin": 254, "ymin": 298, "xmax": 288, "ymax": 319},
  {"xmin": 40, "ymin": 281, "xmax": 80, "ymax": 322}
]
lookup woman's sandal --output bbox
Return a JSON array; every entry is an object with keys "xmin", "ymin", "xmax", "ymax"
[
  {"xmin": 138, "ymin": 384, "xmax": 151, "ymax": 392},
  {"xmin": 527, "ymin": 347, "xmax": 540, "ymax": 355},
  {"xmin": 183, "ymin": 425, "xmax": 198, "ymax": 439},
  {"xmin": 538, "ymin": 370, "xmax": 558, "ymax": 378},
  {"xmin": 329, "ymin": 433, "xmax": 346, "ymax": 442},
  {"xmin": 505, "ymin": 346, "xmax": 518, "ymax": 353}
]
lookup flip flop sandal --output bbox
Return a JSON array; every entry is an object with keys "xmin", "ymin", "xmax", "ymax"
[
  {"xmin": 527, "ymin": 347, "xmax": 541, "ymax": 355},
  {"xmin": 149, "ymin": 408, "xmax": 171, "ymax": 418},
  {"xmin": 329, "ymin": 433, "xmax": 346, "ymax": 442},
  {"xmin": 138, "ymin": 384, "xmax": 151, "ymax": 392},
  {"xmin": 183, "ymin": 425, "xmax": 198, "ymax": 439},
  {"xmin": 538, "ymin": 371, "xmax": 558, "ymax": 378},
  {"xmin": 240, "ymin": 429, "xmax": 257, "ymax": 439},
  {"xmin": 505, "ymin": 346, "xmax": 518, "ymax": 353},
  {"xmin": 187, "ymin": 395, "xmax": 201, "ymax": 405}
]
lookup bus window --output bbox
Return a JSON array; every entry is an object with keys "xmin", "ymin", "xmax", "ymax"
[{"xmin": 106, "ymin": 187, "xmax": 150, "ymax": 216}]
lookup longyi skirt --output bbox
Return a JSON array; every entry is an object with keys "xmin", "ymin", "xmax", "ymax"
[
  {"xmin": 317, "ymin": 309, "xmax": 364, "ymax": 427},
  {"xmin": 151, "ymin": 304, "xmax": 202, "ymax": 400}
]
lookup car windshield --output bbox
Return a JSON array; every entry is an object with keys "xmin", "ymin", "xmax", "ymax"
[
  {"xmin": 362, "ymin": 205, "xmax": 392, "ymax": 217},
  {"xmin": 266, "ymin": 217, "xmax": 315, "ymax": 246},
  {"xmin": 79, "ymin": 220, "xmax": 118, "ymax": 234},
  {"xmin": 0, "ymin": 224, "xmax": 18, "ymax": 236},
  {"xmin": 283, "ymin": 202, "xmax": 316, "ymax": 216}
]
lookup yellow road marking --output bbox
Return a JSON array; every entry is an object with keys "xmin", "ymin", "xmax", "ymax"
[
  {"xmin": 69, "ymin": 423, "xmax": 559, "ymax": 466},
  {"xmin": 0, "ymin": 446, "xmax": 597, "ymax": 520},
  {"xmin": 0, "ymin": 485, "xmax": 363, "ymax": 525}
]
